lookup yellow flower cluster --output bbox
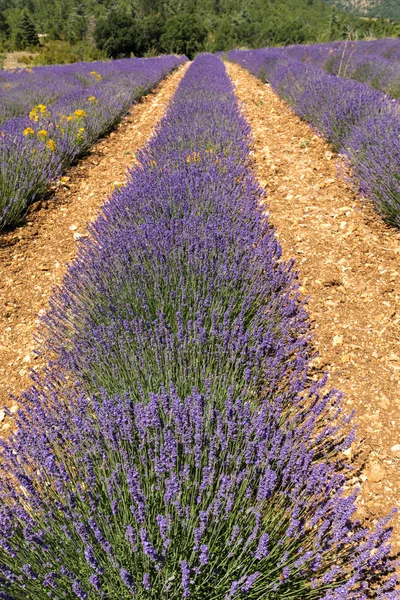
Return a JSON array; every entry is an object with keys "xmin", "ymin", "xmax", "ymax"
[
  {"xmin": 90, "ymin": 71, "xmax": 102, "ymax": 81},
  {"xmin": 76, "ymin": 127, "xmax": 86, "ymax": 142},
  {"xmin": 186, "ymin": 152, "xmax": 201, "ymax": 164},
  {"xmin": 46, "ymin": 139, "xmax": 56, "ymax": 151},
  {"xmin": 59, "ymin": 109, "xmax": 87, "ymax": 124},
  {"xmin": 87, "ymin": 96, "xmax": 98, "ymax": 105},
  {"xmin": 10, "ymin": 67, "xmax": 32, "ymax": 74},
  {"xmin": 22, "ymin": 126, "xmax": 56, "ymax": 151},
  {"xmin": 3, "ymin": 83, "xmax": 11, "ymax": 89},
  {"xmin": 29, "ymin": 104, "xmax": 50, "ymax": 122}
]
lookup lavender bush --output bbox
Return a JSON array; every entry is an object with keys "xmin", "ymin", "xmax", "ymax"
[
  {"xmin": 279, "ymin": 38, "xmax": 400, "ymax": 99},
  {"xmin": 228, "ymin": 48, "xmax": 400, "ymax": 228},
  {"xmin": 0, "ymin": 55, "xmax": 186, "ymax": 230},
  {"xmin": 0, "ymin": 55, "xmax": 398, "ymax": 599}
]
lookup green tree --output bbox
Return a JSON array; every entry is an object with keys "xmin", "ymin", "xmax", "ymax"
[
  {"xmin": 134, "ymin": 14, "xmax": 165, "ymax": 55},
  {"xmin": 15, "ymin": 10, "xmax": 39, "ymax": 48},
  {"xmin": 213, "ymin": 16, "xmax": 236, "ymax": 51},
  {"xmin": 0, "ymin": 11, "xmax": 10, "ymax": 43},
  {"xmin": 95, "ymin": 8, "xmax": 138, "ymax": 57},
  {"xmin": 161, "ymin": 13, "xmax": 207, "ymax": 58},
  {"xmin": 66, "ymin": 5, "xmax": 88, "ymax": 44}
]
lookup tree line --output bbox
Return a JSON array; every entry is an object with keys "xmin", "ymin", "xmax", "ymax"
[{"xmin": 0, "ymin": 0, "xmax": 399, "ymax": 62}]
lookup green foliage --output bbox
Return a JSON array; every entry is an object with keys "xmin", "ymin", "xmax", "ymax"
[
  {"xmin": 322, "ymin": 0, "xmax": 400, "ymax": 21},
  {"xmin": 15, "ymin": 9, "xmax": 39, "ymax": 49},
  {"xmin": 0, "ymin": 11, "xmax": 9, "ymax": 43},
  {"xmin": 29, "ymin": 39, "xmax": 105, "ymax": 65},
  {"xmin": 161, "ymin": 13, "xmax": 207, "ymax": 58},
  {"xmin": 0, "ymin": 0, "xmax": 399, "ymax": 60},
  {"xmin": 94, "ymin": 8, "xmax": 138, "ymax": 58}
]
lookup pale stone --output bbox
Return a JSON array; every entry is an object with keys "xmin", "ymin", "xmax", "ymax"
[
  {"xmin": 332, "ymin": 335, "xmax": 343, "ymax": 347},
  {"xmin": 390, "ymin": 444, "xmax": 400, "ymax": 457},
  {"xmin": 366, "ymin": 462, "xmax": 385, "ymax": 483}
]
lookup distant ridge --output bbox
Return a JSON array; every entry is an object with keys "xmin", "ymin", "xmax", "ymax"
[{"xmin": 322, "ymin": 0, "xmax": 400, "ymax": 20}]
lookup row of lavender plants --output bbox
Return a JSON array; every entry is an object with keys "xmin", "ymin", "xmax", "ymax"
[
  {"xmin": 228, "ymin": 48, "xmax": 400, "ymax": 229},
  {"xmin": 277, "ymin": 38, "xmax": 400, "ymax": 100},
  {"xmin": 0, "ymin": 54, "xmax": 398, "ymax": 599},
  {"xmin": 0, "ymin": 55, "xmax": 186, "ymax": 230}
]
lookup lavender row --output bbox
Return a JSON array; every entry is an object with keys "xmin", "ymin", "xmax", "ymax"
[
  {"xmin": 0, "ymin": 55, "xmax": 397, "ymax": 599},
  {"xmin": 274, "ymin": 38, "xmax": 400, "ymax": 100},
  {"xmin": 228, "ymin": 48, "xmax": 400, "ymax": 228},
  {"xmin": 0, "ymin": 55, "xmax": 186, "ymax": 230}
]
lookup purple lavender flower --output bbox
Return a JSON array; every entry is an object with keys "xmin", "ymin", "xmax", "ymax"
[
  {"xmin": 181, "ymin": 560, "xmax": 191, "ymax": 597},
  {"xmin": 120, "ymin": 568, "xmax": 135, "ymax": 594},
  {"xmin": 0, "ymin": 54, "xmax": 397, "ymax": 600},
  {"xmin": 143, "ymin": 572, "xmax": 151, "ymax": 591},
  {"xmin": 0, "ymin": 55, "xmax": 186, "ymax": 230},
  {"xmin": 228, "ymin": 45, "xmax": 400, "ymax": 227}
]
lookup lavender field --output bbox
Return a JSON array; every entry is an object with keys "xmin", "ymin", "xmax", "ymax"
[
  {"xmin": 0, "ymin": 54, "xmax": 398, "ymax": 599},
  {"xmin": 228, "ymin": 39, "xmax": 400, "ymax": 229},
  {"xmin": 0, "ymin": 55, "xmax": 186, "ymax": 230}
]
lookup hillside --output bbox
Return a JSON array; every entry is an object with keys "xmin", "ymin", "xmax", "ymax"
[
  {"xmin": 322, "ymin": 0, "xmax": 400, "ymax": 21},
  {"xmin": 0, "ymin": 0, "xmax": 398, "ymax": 60}
]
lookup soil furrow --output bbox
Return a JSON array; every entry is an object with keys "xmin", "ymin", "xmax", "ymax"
[
  {"xmin": 0, "ymin": 62, "xmax": 189, "ymax": 422},
  {"xmin": 226, "ymin": 61, "xmax": 400, "ymax": 551}
]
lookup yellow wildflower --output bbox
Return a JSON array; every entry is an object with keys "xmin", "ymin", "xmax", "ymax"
[
  {"xmin": 29, "ymin": 109, "xmax": 39, "ymax": 122},
  {"xmin": 23, "ymin": 127, "xmax": 34, "ymax": 136},
  {"xmin": 29, "ymin": 104, "xmax": 50, "ymax": 122},
  {"xmin": 186, "ymin": 152, "xmax": 201, "ymax": 164},
  {"xmin": 46, "ymin": 139, "xmax": 56, "ymax": 151},
  {"xmin": 77, "ymin": 127, "xmax": 85, "ymax": 141},
  {"xmin": 37, "ymin": 129, "xmax": 48, "ymax": 139},
  {"xmin": 90, "ymin": 71, "xmax": 102, "ymax": 80},
  {"xmin": 87, "ymin": 95, "xmax": 98, "ymax": 104},
  {"xmin": 73, "ymin": 109, "xmax": 86, "ymax": 118},
  {"xmin": 4, "ymin": 83, "xmax": 11, "ymax": 89}
]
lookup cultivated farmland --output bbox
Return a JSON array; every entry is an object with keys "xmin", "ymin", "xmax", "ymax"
[{"xmin": 0, "ymin": 48, "xmax": 399, "ymax": 599}]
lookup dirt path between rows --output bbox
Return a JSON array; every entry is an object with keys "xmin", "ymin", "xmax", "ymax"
[
  {"xmin": 227, "ymin": 62, "xmax": 400, "ymax": 552},
  {"xmin": 0, "ymin": 62, "xmax": 189, "ymax": 428}
]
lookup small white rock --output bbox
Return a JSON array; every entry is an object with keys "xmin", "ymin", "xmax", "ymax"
[
  {"xmin": 332, "ymin": 335, "xmax": 343, "ymax": 347},
  {"xmin": 69, "ymin": 224, "xmax": 78, "ymax": 231},
  {"xmin": 390, "ymin": 444, "xmax": 400, "ymax": 457}
]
